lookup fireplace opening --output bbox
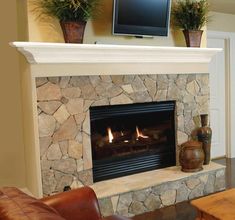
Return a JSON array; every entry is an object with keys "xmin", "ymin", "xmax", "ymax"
[{"xmin": 90, "ymin": 101, "xmax": 176, "ymax": 182}]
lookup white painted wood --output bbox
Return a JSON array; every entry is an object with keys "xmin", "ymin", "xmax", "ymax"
[
  {"xmin": 207, "ymin": 38, "xmax": 226, "ymax": 158},
  {"xmin": 208, "ymin": 31, "xmax": 235, "ymax": 158},
  {"xmin": 10, "ymin": 42, "xmax": 221, "ymax": 67}
]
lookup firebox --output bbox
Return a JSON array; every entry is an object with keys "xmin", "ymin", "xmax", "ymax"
[{"xmin": 90, "ymin": 101, "xmax": 176, "ymax": 182}]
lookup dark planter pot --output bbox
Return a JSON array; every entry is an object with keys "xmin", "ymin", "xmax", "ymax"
[
  {"xmin": 179, "ymin": 140, "xmax": 205, "ymax": 172},
  {"xmin": 197, "ymin": 114, "xmax": 212, "ymax": 165},
  {"xmin": 60, "ymin": 21, "xmax": 86, "ymax": 43},
  {"xmin": 183, "ymin": 30, "xmax": 203, "ymax": 47}
]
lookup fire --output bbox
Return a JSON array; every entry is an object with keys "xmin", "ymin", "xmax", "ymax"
[
  {"xmin": 107, "ymin": 127, "xmax": 114, "ymax": 143},
  {"xmin": 136, "ymin": 126, "xmax": 149, "ymax": 140}
]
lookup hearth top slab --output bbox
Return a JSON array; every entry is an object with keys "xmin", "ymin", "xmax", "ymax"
[{"xmin": 91, "ymin": 162, "xmax": 225, "ymax": 199}]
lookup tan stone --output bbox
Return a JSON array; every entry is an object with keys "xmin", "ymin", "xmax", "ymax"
[
  {"xmin": 77, "ymin": 159, "xmax": 84, "ymax": 172},
  {"xmin": 160, "ymin": 189, "xmax": 176, "ymax": 206},
  {"xmin": 38, "ymin": 101, "xmax": 62, "ymax": 115},
  {"xmin": 177, "ymin": 115, "xmax": 184, "ymax": 132},
  {"xmin": 36, "ymin": 77, "xmax": 48, "ymax": 87},
  {"xmin": 74, "ymin": 113, "xmax": 86, "ymax": 128},
  {"xmin": 186, "ymin": 80, "xmax": 200, "ymax": 96},
  {"xmin": 59, "ymin": 140, "xmax": 68, "ymax": 155},
  {"xmin": 111, "ymin": 75, "xmax": 124, "ymax": 84},
  {"xmin": 111, "ymin": 196, "xmax": 119, "ymax": 213},
  {"xmin": 37, "ymin": 82, "xmax": 62, "ymax": 101},
  {"xmin": 82, "ymin": 112, "xmax": 90, "ymax": 134},
  {"xmin": 47, "ymin": 143, "xmax": 62, "ymax": 160},
  {"xmin": 110, "ymin": 94, "xmax": 133, "ymax": 105},
  {"xmin": 39, "ymin": 136, "xmax": 52, "ymax": 157},
  {"xmin": 62, "ymin": 87, "xmax": 81, "ymax": 99},
  {"xmin": 68, "ymin": 140, "xmax": 83, "ymax": 159},
  {"xmin": 121, "ymin": 84, "xmax": 134, "ymax": 94},
  {"xmin": 100, "ymin": 75, "xmax": 112, "ymax": 82},
  {"xmin": 59, "ymin": 76, "xmax": 70, "ymax": 88},
  {"xmin": 186, "ymin": 178, "xmax": 200, "ymax": 190},
  {"xmin": 66, "ymin": 98, "xmax": 83, "ymax": 115},
  {"xmin": 38, "ymin": 113, "xmax": 56, "ymax": 137},
  {"xmin": 177, "ymin": 131, "xmax": 188, "ymax": 145},
  {"xmin": 154, "ymin": 90, "xmax": 167, "ymax": 101},
  {"xmin": 83, "ymin": 132, "xmax": 92, "ymax": 169},
  {"xmin": 53, "ymin": 105, "xmax": 70, "ymax": 124},
  {"xmin": 144, "ymin": 78, "xmax": 157, "ymax": 98},
  {"xmin": 132, "ymin": 76, "xmax": 147, "ymax": 92},
  {"xmin": 52, "ymin": 158, "xmax": 77, "ymax": 174},
  {"xmin": 53, "ymin": 116, "xmax": 78, "ymax": 142},
  {"xmin": 84, "ymin": 100, "xmax": 94, "ymax": 112},
  {"xmin": 92, "ymin": 99, "xmax": 109, "ymax": 107}
]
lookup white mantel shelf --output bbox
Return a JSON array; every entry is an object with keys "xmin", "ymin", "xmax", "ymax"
[
  {"xmin": 11, "ymin": 41, "xmax": 221, "ymax": 64},
  {"xmin": 10, "ymin": 42, "xmax": 222, "ymax": 75}
]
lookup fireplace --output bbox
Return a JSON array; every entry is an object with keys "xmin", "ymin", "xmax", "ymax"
[{"xmin": 90, "ymin": 101, "xmax": 176, "ymax": 182}]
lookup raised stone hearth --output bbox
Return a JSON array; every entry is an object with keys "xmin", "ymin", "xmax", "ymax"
[{"xmin": 36, "ymin": 74, "xmax": 209, "ymax": 195}]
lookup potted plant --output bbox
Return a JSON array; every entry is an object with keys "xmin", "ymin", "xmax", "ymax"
[
  {"xmin": 171, "ymin": 0, "xmax": 209, "ymax": 47},
  {"xmin": 32, "ymin": 0, "xmax": 101, "ymax": 43}
]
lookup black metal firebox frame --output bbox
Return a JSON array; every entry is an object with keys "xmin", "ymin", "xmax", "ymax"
[{"xmin": 90, "ymin": 101, "xmax": 177, "ymax": 182}]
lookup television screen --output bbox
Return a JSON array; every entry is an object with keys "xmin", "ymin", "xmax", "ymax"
[{"xmin": 113, "ymin": 0, "xmax": 171, "ymax": 37}]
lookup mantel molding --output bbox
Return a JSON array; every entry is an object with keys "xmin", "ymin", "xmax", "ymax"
[
  {"xmin": 11, "ymin": 41, "xmax": 221, "ymax": 64},
  {"xmin": 10, "ymin": 42, "xmax": 222, "ymax": 75}
]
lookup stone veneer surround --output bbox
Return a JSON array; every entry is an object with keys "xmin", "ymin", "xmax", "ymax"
[{"xmin": 36, "ymin": 73, "xmax": 209, "ymax": 196}]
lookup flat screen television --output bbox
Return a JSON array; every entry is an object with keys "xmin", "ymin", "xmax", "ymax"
[{"xmin": 113, "ymin": 0, "xmax": 171, "ymax": 37}]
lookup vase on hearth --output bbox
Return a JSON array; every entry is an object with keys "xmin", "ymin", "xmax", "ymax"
[{"xmin": 197, "ymin": 114, "xmax": 212, "ymax": 165}]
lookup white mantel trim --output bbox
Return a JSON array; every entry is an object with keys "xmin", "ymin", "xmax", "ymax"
[{"xmin": 11, "ymin": 42, "xmax": 222, "ymax": 65}]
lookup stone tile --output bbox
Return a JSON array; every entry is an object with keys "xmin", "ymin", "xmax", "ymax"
[
  {"xmin": 154, "ymin": 90, "xmax": 167, "ymax": 101},
  {"xmin": 59, "ymin": 76, "xmax": 71, "ymax": 88},
  {"xmin": 83, "ymin": 100, "xmax": 94, "ymax": 112},
  {"xmin": 48, "ymin": 77, "xmax": 60, "ymax": 84},
  {"xmin": 68, "ymin": 140, "xmax": 83, "ymax": 159},
  {"xmin": 55, "ymin": 174, "xmax": 73, "ymax": 192},
  {"xmin": 130, "ymin": 91, "xmax": 152, "ymax": 103},
  {"xmin": 204, "ymin": 174, "xmax": 215, "ymax": 195},
  {"xmin": 38, "ymin": 113, "xmax": 56, "ymax": 137},
  {"xmin": 42, "ymin": 170, "xmax": 57, "ymax": 195},
  {"xmin": 99, "ymin": 198, "xmax": 114, "ymax": 217},
  {"xmin": 66, "ymin": 98, "xmax": 83, "ymax": 115},
  {"xmin": 38, "ymin": 101, "xmax": 62, "ymax": 115},
  {"xmin": 74, "ymin": 113, "xmax": 86, "ymax": 128},
  {"xmin": 122, "ymin": 84, "xmax": 134, "ymax": 94},
  {"xmin": 59, "ymin": 140, "xmax": 68, "ymax": 156},
  {"xmin": 160, "ymin": 189, "xmax": 176, "ymax": 206},
  {"xmin": 62, "ymin": 87, "xmax": 81, "ymax": 99},
  {"xmin": 111, "ymin": 196, "xmax": 119, "ymax": 213},
  {"xmin": 76, "ymin": 159, "xmax": 84, "ymax": 172},
  {"xmin": 176, "ymin": 183, "xmax": 190, "ymax": 203},
  {"xmin": 37, "ymin": 82, "xmax": 62, "ymax": 101},
  {"xmin": 82, "ymin": 112, "xmax": 90, "ymax": 134},
  {"xmin": 144, "ymin": 194, "xmax": 161, "ymax": 211},
  {"xmin": 110, "ymin": 94, "xmax": 133, "ymax": 105},
  {"xmin": 47, "ymin": 143, "xmax": 62, "ymax": 160},
  {"xmin": 133, "ymin": 188, "xmax": 151, "ymax": 202},
  {"xmin": 36, "ymin": 77, "xmax": 48, "ymax": 87},
  {"xmin": 53, "ymin": 105, "xmax": 70, "ymax": 124},
  {"xmin": 77, "ymin": 169, "xmax": 93, "ymax": 185},
  {"xmin": 177, "ymin": 131, "xmax": 188, "ymax": 145},
  {"xmin": 82, "ymin": 132, "xmax": 92, "ymax": 169},
  {"xmin": 92, "ymin": 98, "xmax": 109, "ymax": 106},
  {"xmin": 186, "ymin": 80, "xmax": 200, "ymax": 96},
  {"xmin": 132, "ymin": 76, "xmax": 147, "ymax": 92},
  {"xmin": 144, "ymin": 78, "xmax": 157, "ymax": 99},
  {"xmin": 129, "ymin": 201, "xmax": 146, "ymax": 215},
  {"xmin": 111, "ymin": 75, "xmax": 124, "ymax": 85},
  {"xmin": 188, "ymin": 183, "xmax": 204, "ymax": 200},
  {"xmin": 186, "ymin": 178, "xmax": 201, "ymax": 190},
  {"xmin": 53, "ymin": 116, "xmax": 78, "ymax": 142},
  {"xmin": 52, "ymin": 158, "xmax": 77, "ymax": 174},
  {"xmin": 39, "ymin": 136, "xmax": 52, "ymax": 157}
]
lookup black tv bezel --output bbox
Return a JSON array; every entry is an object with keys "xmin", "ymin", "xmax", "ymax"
[{"xmin": 112, "ymin": 0, "xmax": 171, "ymax": 37}]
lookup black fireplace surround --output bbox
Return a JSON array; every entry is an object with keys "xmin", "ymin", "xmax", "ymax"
[{"xmin": 90, "ymin": 101, "xmax": 176, "ymax": 182}]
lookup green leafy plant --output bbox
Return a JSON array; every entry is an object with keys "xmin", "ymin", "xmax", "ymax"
[
  {"xmin": 32, "ymin": 0, "xmax": 101, "ymax": 22},
  {"xmin": 171, "ymin": 0, "xmax": 209, "ymax": 30}
]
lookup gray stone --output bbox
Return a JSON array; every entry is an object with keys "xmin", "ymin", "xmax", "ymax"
[
  {"xmin": 129, "ymin": 201, "xmax": 146, "ymax": 215},
  {"xmin": 42, "ymin": 170, "xmax": 57, "ymax": 195},
  {"xmin": 82, "ymin": 132, "xmax": 92, "ymax": 170},
  {"xmin": 177, "ymin": 131, "xmax": 188, "ymax": 145},
  {"xmin": 133, "ymin": 189, "xmax": 151, "ymax": 202},
  {"xmin": 37, "ymin": 82, "xmax": 62, "ymax": 101},
  {"xmin": 160, "ymin": 189, "xmax": 176, "ymax": 206},
  {"xmin": 215, "ymin": 169, "xmax": 226, "ymax": 191},
  {"xmin": 100, "ymin": 75, "xmax": 112, "ymax": 82},
  {"xmin": 62, "ymin": 87, "xmax": 81, "ymax": 98},
  {"xmin": 110, "ymin": 94, "xmax": 133, "ymax": 105},
  {"xmin": 124, "ymin": 75, "xmax": 135, "ymax": 83},
  {"xmin": 89, "ymin": 76, "xmax": 101, "ymax": 87},
  {"xmin": 47, "ymin": 143, "xmax": 62, "ymax": 160},
  {"xmin": 155, "ymin": 90, "xmax": 167, "ymax": 101},
  {"xmin": 53, "ymin": 105, "xmax": 70, "ymax": 124},
  {"xmin": 83, "ymin": 100, "xmax": 94, "ymax": 112},
  {"xmin": 186, "ymin": 178, "xmax": 201, "ymax": 190},
  {"xmin": 68, "ymin": 140, "xmax": 83, "ymax": 159},
  {"xmin": 66, "ymin": 98, "xmax": 83, "ymax": 115},
  {"xmin": 177, "ymin": 115, "xmax": 185, "ymax": 132},
  {"xmin": 36, "ymin": 77, "xmax": 48, "ymax": 87},
  {"xmin": 176, "ymin": 183, "xmax": 190, "ymax": 203},
  {"xmin": 40, "ymin": 136, "xmax": 52, "ymax": 157},
  {"xmin": 76, "ymin": 159, "xmax": 84, "ymax": 172},
  {"xmin": 92, "ymin": 98, "xmax": 109, "ymax": 106},
  {"xmin": 38, "ymin": 101, "xmax": 62, "ymax": 115},
  {"xmin": 59, "ymin": 76, "xmax": 70, "ymax": 88},
  {"xmin": 52, "ymin": 158, "xmax": 77, "ymax": 174},
  {"xmin": 38, "ymin": 113, "xmax": 56, "ymax": 137},
  {"xmin": 55, "ymin": 174, "xmax": 73, "ymax": 192},
  {"xmin": 53, "ymin": 116, "xmax": 78, "ymax": 142},
  {"xmin": 204, "ymin": 174, "xmax": 215, "ymax": 195},
  {"xmin": 199, "ymin": 174, "xmax": 209, "ymax": 184},
  {"xmin": 144, "ymin": 194, "xmax": 161, "ymax": 211},
  {"xmin": 167, "ymin": 83, "xmax": 181, "ymax": 100},
  {"xmin": 132, "ymin": 76, "xmax": 147, "ymax": 92},
  {"xmin": 188, "ymin": 183, "xmax": 204, "ymax": 200},
  {"xmin": 77, "ymin": 169, "xmax": 93, "ymax": 185},
  {"xmin": 41, "ymin": 157, "xmax": 53, "ymax": 171},
  {"xmin": 74, "ymin": 113, "xmax": 86, "ymax": 129},
  {"xmin": 99, "ymin": 198, "xmax": 114, "ymax": 217},
  {"xmin": 111, "ymin": 196, "xmax": 119, "ymax": 213}
]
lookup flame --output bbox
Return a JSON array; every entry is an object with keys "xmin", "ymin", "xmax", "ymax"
[
  {"xmin": 107, "ymin": 127, "xmax": 114, "ymax": 143},
  {"xmin": 136, "ymin": 126, "xmax": 149, "ymax": 140}
]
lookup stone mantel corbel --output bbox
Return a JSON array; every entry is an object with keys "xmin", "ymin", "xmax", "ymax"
[{"xmin": 10, "ymin": 42, "xmax": 222, "ymax": 76}]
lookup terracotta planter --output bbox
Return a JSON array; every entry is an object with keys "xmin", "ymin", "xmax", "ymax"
[
  {"xmin": 60, "ymin": 21, "xmax": 86, "ymax": 43},
  {"xmin": 179, "ymin": 140, "xmax": 205, "ymax": 172},
  {"xmin": 183, "ymin": 30, "xmax": 203, "ymax": 47}
]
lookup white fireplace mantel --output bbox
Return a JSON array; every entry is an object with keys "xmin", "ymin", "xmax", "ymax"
[{"xmin": 11, "ymin": 42, "xmax": 222, "ymax": 75}]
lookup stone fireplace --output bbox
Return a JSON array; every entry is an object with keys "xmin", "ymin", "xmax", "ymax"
[
  {"xmin": 11, "ymin": 42, "xmax": 225, "ymax": 217},
  {"xmin": 36, "ymin": 73, "xmax": 209, "ymax": 195}
]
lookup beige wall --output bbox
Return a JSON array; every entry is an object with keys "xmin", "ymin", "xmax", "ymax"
[
  {"xmin": 27, "ymin": 0, "xmax": 207, "ymax": 47},
  {"xmin": 0, "ymin": 0, "xmax": 26, "ymax": 187},
  {"xmin": 208, "ymin": 11, "xmax": 235, "ymax": 32}
]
